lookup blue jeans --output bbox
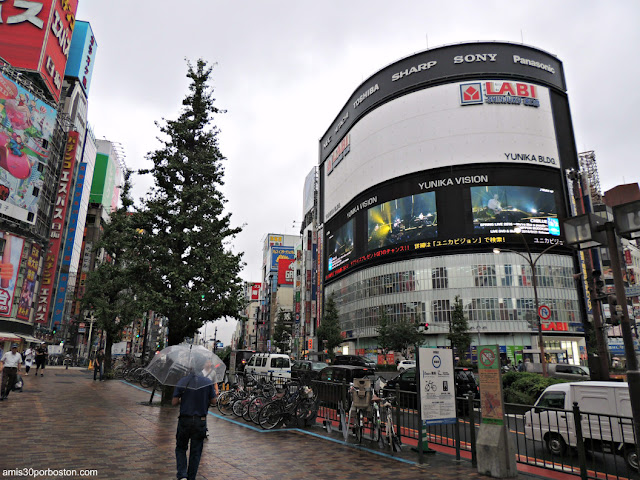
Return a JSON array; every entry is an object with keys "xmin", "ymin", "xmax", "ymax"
[
  {"xmin": 175, "ymin": 416, "xmax": 207, "ymax": 480},
  {"xmin": 93, "ymin": 364, "xmax": 103, "ymax": 380}
]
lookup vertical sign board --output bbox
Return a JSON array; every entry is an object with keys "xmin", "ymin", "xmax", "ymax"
[
  {"xmin": 51, "ymin": 162, "xmax": 86, "ymax": 325},
  {"xmin": 478, "ymin": 345, "xmax": 505, "ymax": 425},
  {"xmin": 418, "ymin": 347, "xmax": 456, "ymax": 432},
  {"xmin": 35, "ymin": 130, "xmax": 78, "ymax": 324},
  {"xmin": 16, "ymin": 242, "xmax": 41, "ymax": 320},
  {"xmin": 0, "ymin": 233, "xmax": 25, "ymax": 316}
]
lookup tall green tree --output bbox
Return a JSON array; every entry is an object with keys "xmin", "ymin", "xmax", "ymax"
[
  {"xmin": 448, "ymin": 295, "xmax": 471, "ymax": 360},
  {"xmin": 377, "ymin": 307, "xmax": 424, "ymax": 359},
  {"xmin": 82, "ymin": 171, "xmax": 144, "ymax": 373},
  {"xmin": 273, "ymin": 309, "xmax": 292, "ymax": 353},
  {"xmin": 317, "ymin": 294, "xmax": 343, "ymax": 360},
  {"xmin": 137, "ymin": 59, "xmax": 245, "ymax": 348}
]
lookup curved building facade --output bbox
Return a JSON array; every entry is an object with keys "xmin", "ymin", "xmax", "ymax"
[{"xmin": 318, "ymin": 42, "xmax": 585, "ymax": 364}]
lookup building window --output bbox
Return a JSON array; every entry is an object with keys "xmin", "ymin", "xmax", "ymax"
[
  {"xmin": 432, "ymin": 267, "xmax": 448, "ymax": 289},
  {"xmin": 473, "ymin": 265, "xmax": 496, "ymax": 287},
  {"xmin": 432, "ymin": 299, "xmax": 451, "ymax": 324},
  {"xmin": 502, "ymin": 264, "xmax": 513, "ymax": 286}
]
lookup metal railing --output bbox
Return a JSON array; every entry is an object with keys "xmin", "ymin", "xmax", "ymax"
[{"xmin": 309, "ymin": 378, "xmax": 639, "ymax": 479}]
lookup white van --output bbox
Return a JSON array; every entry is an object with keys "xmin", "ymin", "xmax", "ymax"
[
  {"xmin": 524, "ymin": 382, "xmax": 636, "ymax": 470},
  {"xmin": 244, "ymin": 353, "xmax": 291, "ymax": 379}
]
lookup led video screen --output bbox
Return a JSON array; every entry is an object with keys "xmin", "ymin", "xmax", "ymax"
[
  {"xmin": 327, "ymin": 218, "xmax": 354, "ymax": 272},
  {"xmin": 471, "ymin": 185, "xmax": 559, "ymax": 236},
  {"xmin": 367, "ymin": 192, "xmax": 437, "ymax": 251}
]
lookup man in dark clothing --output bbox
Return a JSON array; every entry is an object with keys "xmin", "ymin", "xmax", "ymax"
[
  {"xmin": 172, "ymin": 372, "xmax": 216, "ymax": 480},
  {"xmin": 34, "ymin": 343, "xmax": 47, "ymax": 376},
  {"xmin": 94, "ymin": 349, "xmax": 104, "ymax": 381}
]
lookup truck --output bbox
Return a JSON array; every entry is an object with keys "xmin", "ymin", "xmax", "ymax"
[{"xmin": 524, "ymin": 381, "xmax": 637, "ymax": 471}]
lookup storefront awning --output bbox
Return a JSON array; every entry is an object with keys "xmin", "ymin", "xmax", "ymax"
[
  {"xmin": 0, "ymin": 332, "xmax": 21, "ymax": 342},
  {"xmin": 15, "ymin": 334, "xmax": 42, "ymax": 344}
]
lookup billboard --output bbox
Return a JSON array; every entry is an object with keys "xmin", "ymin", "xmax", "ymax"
[
  {"xmin": 367, "ymin": 191, "xmax": 437, "ymax": 251},
  {"xmin": 471, "ymin": 185, "xmax": 559, "ymax": 236},
  {"xmin": 277, "ymin": 258, "xmax": 295, "ymax": 286},
  {"xmin": 324, "ymin": 163, "xmax": 568, "ymax": 283},
  {"xmin": 0, "ymin": 72, "xmax": 57, "ymax": 224},
  {"xmin": 35, "ymin": 130, "xmax": 78, "ymax": 324},
  {"xmin": 0, "ymin": 232, "xmax": 25, "ymax": 316},
  {"xmin": 322, "ymin": 81, "xmax": 559, "ymax": 223},
  {"xmin": 250, "ymin": 283, "xmax": 261, "ymax": 301},
  {"xmin": 270, "ymin": 246, "xmax": 295, "ymax": 271},
  {"xmin": 64, "ymin": 21, "xmax": 97, "ymax": 96},
  {"xmin": 0, "ymin": 0, "xmax": 79, "ymax": 102},
  {"xmin": 16, "ymin": 242, "xmax": 41, "ymax": 320},
  {"xmin": 51, "ymin": 161, "xmax": 87, "ymax": 325},
  {"xmin": 319, "ymin": 42, "xmax": 565, "ymax": 157},
  {"xmin": 326, "ymin": 218, "xmax": 354, "ymax": 273}
]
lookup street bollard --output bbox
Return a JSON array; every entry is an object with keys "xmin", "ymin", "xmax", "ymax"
[
  {"xmin": 572, "ymin": 402, "xmax": 588, "ymax": 480},
  {"xmin": 468, "ymin": 393, "xmax": 477, "ymax": 468}
]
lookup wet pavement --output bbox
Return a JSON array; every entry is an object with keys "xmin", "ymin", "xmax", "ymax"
[{"xmin": 0, "ymin": 368, "xmax": 541, "ymax": 479}]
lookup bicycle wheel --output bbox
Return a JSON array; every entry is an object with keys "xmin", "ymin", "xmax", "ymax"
[
  {"xmin": 139, "ymin": 372, "xmax": 156, "ymax": 389},
  {"xmin": 354, "ymin": 410, "xmax": 363, "ymax": 443},
  {"xmin": 259, "ymin": 402, "xmax": 284, "ymax": 430},
  {"xmin": 248, "ymin": 396, "xmax": 268, "ymax": 424},
  {"xmin": 232, "ymin": 396, "xmax": 248, "ymax": 417},
  {"xmin": 113, "ymin": 366, "xmax": 125, "ymax": 379},
  {"xmin": 295, "ymin": 398, "xmax": 317, "ymax": 427},
  {"xmin": 371, "ymin": 408, "xmax": 381, "ymax": 443},
  {"xmin": 217, "ymin": 391, "xmax": 235, "ymax": 416}
]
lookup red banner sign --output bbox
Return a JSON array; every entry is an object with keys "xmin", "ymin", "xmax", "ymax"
[
  {"xmin": 250, "ymin": 282, "xmax": 261, "ymax": 300},
  {"xmin": 0, "ymin": 0, "xmax": 78, "ymax": 102},
  {"xmin": 35, "ymin": 130, "xmax": 78, "ymax": 323},
  {"xmin": 277, "ymin": 258, "xmax": 294, "ymax": 285}
]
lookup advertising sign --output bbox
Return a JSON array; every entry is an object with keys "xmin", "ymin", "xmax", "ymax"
[
  {"xmin": 250, "ymin": 283, "xmax": 261, "ymax": 301},
  {"xmin": 478, "ymin": 345, "xmax": 505, "ymax": 425},
  {"xmin": 51, "ymin": 161, "xmax": 87, "ymax": 325},
  {"xmin": 0, "ymin": 72, "xmax": 58, "ymax": 224},
  {"xmin": 64, "ymin": 21, "xmax": 97, "ymax": 95},
  {"xmin": 0, "ymin": 233, "xmax": 25, "ymax": 316},
  {"xmin": 324, "ymin": 163, "xmax": 568, "ymax": 283},
  {"xmin": 35, "ymin": 130, "xmax": 78, "ymax": 324},
  {"xmin": 0, "ymin": 0, "xmax": 79, "ymax": 102},
  {"xmin": 322, "ymin": 81, "xmax": 559, "ymax": 224},
  {"xmin": 16, "ymin": 242, "xmax": 41, "ymax": 320},
  {"xmin": 277, "ymin": 258, "xmax": 294, "ymax": 286},
  {"xmin": 302, "ymin": 167, "xmax": 316, "ymax": 217},
  {"xmin": 270, "ymin": 246, "xmax": 295, "ymax": 271},
  {"xmin": 418, "ymin": 347, "xmax": 456, "ymax": 426}
]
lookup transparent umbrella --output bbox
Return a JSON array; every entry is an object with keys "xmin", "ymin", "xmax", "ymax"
[{"xmin": 145, "ymin": 344, "xmax": 226, "ymax": 389}]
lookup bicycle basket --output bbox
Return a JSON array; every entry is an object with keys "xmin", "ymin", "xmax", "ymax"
[{"xmin": 351, "ymin": 378, "xmax": 372, "ymax": 409}]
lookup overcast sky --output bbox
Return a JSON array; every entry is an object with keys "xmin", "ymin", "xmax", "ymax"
[{"xmin": 75, "ymin": 1, "xmax": 640, "ymax": 344}]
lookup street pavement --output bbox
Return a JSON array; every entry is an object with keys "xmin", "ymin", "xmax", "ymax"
[{"xmin": 0, "ymin": 368, "xmax": 541, "ymax": 480}]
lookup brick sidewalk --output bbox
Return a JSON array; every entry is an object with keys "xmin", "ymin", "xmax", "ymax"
[{"xmin": 0, "ymin": 369, "xmax": 535, "ymax": 479}]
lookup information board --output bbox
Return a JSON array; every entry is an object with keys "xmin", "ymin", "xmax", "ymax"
[
  {"xmin": 478, "ymin": 345, "xmax": 505, "ymax": 425},
  {"xmin": 418, "ymin": 347, "xmax": 456, "ymax": 425}
]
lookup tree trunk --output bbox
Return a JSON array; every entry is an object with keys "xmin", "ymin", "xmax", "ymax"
[{"xmin": 104, "ymin": 334, "xmax": 113, "ymax": 374}]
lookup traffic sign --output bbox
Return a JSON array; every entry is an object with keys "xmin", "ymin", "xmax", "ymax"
[{"xmin": 538, "ymin": 305, "xmax": 552, "ymax": 320}]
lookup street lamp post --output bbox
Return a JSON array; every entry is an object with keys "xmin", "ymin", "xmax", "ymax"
[
  {"xmin": 564, "ymin": 200, "xmax": 640, "ymax": 472},
  {"xmin": 494, "ymin": 233, "xmax": 559, "ymax": 378}
]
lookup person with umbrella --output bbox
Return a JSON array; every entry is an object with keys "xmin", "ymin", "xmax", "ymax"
[{"xmin": 149, "ymin": 345, "xmax": 222, "ymax": 480}]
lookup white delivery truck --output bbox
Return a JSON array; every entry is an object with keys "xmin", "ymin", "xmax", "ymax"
[{"xmin": 524, "ymin": 381, "xmax": 637, "ymax": 471}]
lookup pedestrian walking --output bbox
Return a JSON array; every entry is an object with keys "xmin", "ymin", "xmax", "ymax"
[
  {"xmin": 172, "ymin": 368, "xmax": 217, "ymax": 480},
  {"xmin": 0, "ymin": 343, "xmax": 22, "ymax": 400},
  {"xmin": 34, "ymin": 342, "xmax": 47, "ymax": 376},
  {"xmin": 23, "ymin": 345, "xmax": 34, "ymax": 375},
  {"xmin": 94, "ymin": 348, "xmax": 104, "ymax": 381}
]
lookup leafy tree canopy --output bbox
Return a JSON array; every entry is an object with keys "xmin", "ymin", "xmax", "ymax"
[
  {"xmin": 137, "ymin": 59, "xmax": 246, "ymax": 346},
  {"xmin": 317, "ymin": 294, "xmax": 343, "ymax": 360},
  {"xmin": 448, "ymin": 295, "xmax": 471, "ymax": 358}
]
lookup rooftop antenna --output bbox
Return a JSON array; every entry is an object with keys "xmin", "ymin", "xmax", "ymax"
[
  {"xmin": 426, "ymin": 33, "xmax": 429, "ymax": 49},
  {"xmin": 521, "ymin": 30, "xmax": 524, "ymax": 44}
]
